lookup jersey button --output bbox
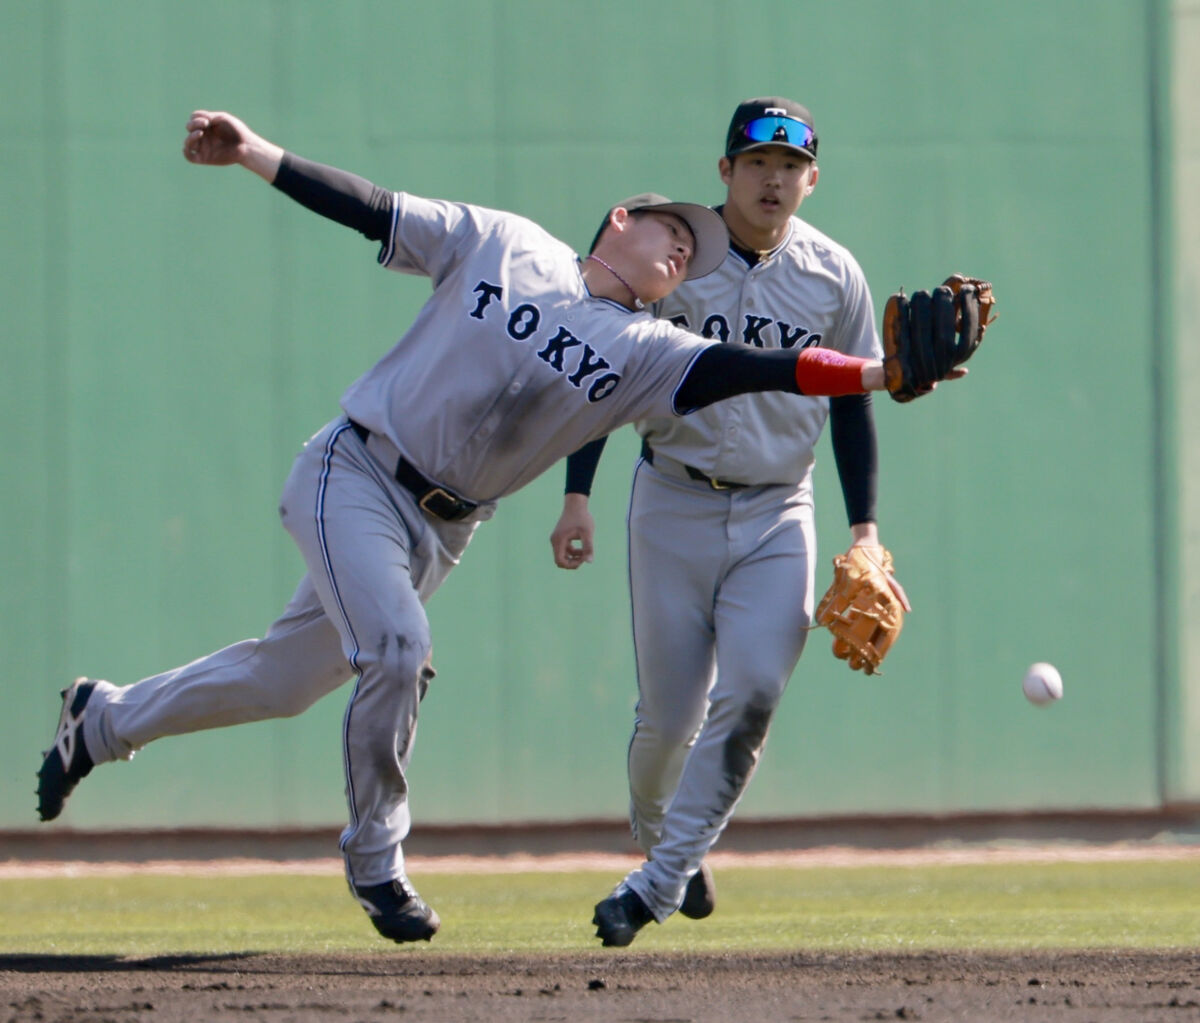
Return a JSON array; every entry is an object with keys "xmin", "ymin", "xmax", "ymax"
[{"xmin": 509, "ymin": 382, "xmax": 522, "ymax": 394}]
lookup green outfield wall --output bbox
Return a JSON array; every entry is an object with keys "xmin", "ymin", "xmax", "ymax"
[{"xmin": 2, "ymin": 0, "xmax": 1197, "ymax": 831}]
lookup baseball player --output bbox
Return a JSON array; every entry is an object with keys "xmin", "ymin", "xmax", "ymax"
[
  {"xmin": 35, "ymin": 108, "xmax": 913, "ymax": 945},
  {"xmin": 551, "ymin": 97, "xmax": 895, "ymax": 947}
]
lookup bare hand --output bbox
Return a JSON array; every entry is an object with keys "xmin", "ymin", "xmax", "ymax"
[
  {"xmin": 182, "ymin": 110, "xmax": 254, "ymax": 166},
  {"xmin": 883, "ymin": 571, "xmax": 912, "ymax": 612},
  {"xmin": 550, "ymin": 496, "xmax": 595, "ymax": 570}
]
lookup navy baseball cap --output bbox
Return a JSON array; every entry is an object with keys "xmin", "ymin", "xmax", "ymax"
[
  {"xmin": 725, "ymin": 97, "xmax": 818, "ymax": 160},
  {"xmin": 590, "ymin": 193, "xmax": 729, "ymax": 280}
]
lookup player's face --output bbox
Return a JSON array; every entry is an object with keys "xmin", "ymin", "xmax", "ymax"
[
  {"xmin": 719, "ymin": 147, "xmax": 817, "ymax": 250},
  {"xmin": 621, "ymin": 211, "xmax": 696, "ymax": 302}
]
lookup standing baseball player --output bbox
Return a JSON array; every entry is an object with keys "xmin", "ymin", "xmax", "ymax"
[
  {"xmin": 551, "ymin": 97, "xmax": 896, "ymax": 947},
  {"xmin": 36, "ymin": 108, "xmax": 928, "ymax": 945}
]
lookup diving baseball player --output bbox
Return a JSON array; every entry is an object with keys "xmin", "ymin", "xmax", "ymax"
[
  {"xmin": 551, "ymin": 97, "xmax": 893, "ymax": 947},
  {"xmin": 36, "ymin": 108, "xmax": 914, "ymax": 945}
]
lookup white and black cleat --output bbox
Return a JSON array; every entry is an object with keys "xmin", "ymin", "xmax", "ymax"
[
  {"xmin": 36, "ymin": 678, "xmax": 97, "ymax": 822},
  {"xmin": 592, "ymin": 884, "xmax": 654, "ymax": 947},
  {"xmin": 352, "ymin": 876, "xmax": 441, "ymax": 943}
]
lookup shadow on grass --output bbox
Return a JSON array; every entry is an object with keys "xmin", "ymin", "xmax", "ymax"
[
  {"xmin": 0, "ymin": 952, "xmax": 259, "ymax": 973},
  {"xmin": 0, "ymin": 951, "xmax": 522, "ymax": 977}
]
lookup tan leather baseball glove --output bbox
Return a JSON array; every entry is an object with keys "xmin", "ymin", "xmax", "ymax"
[{"xmin": 814, "ymin": 545, "xmax": 910, "ymax": 675}]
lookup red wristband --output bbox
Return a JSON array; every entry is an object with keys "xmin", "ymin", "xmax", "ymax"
[{"xmin": 794, "ymin": 347, "xmax": 867, "ymax": 396}]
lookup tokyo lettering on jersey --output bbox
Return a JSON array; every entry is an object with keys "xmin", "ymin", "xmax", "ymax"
[
  {"xmin": 638, "ymin": 215, "xmax": 881, "ymax": 486},
  {"xmin": 340, "ymin": 194, "xmax": 713, "ymax": 501}
]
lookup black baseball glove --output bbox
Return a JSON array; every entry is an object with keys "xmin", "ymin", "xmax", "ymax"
[{"xmin": 883, "ymin": 274, "xmax": 996, "ymax": 402}]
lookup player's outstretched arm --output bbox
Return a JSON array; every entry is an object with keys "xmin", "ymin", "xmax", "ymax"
[
  {"xmin": 183, "ymin": 110, "xmax": 284, "ymax": 183},
  {"xmin": 675, "ymin": 345, "xmax": 962, "ymax": 412},
  {"xmin": 676, "ymin": 346, "xmax": 878, "ymax": 411},
  {"xmin": 183, "ymin": 110, "xmax": 394, "ymax": 242}
]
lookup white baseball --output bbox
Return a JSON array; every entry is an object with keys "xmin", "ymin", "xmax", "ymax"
[{"xmin": 1022, "ymin": 662, "xmax": 1063, "ymax": 706}]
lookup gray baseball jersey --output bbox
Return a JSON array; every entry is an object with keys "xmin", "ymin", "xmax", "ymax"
[
  {"xmin": 639, "ymin": 215, "xmax": 881, "ymax": 484},
  {"xmin": 342, "ymin": 193, "xmax": 714, "ymax": 501}
]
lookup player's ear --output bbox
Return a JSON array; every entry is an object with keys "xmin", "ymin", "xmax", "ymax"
[
  {"xmin": 593, "ymin": 207, "xmax": 630, "ymax": 256},
  {"xmin": 804, "ymin": 162, "xmax": 819, "ymax": 195},
  {"xmin": 718, "ymin": 156, "xmax": 734, "ymax": 186},
  {"xmin": 608, "ymin": 206, "xmax": 631, "ymax": 234}
]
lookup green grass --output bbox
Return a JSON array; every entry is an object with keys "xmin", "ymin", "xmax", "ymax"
[{"xmin": 4, "ymin": 860, "xmax": 1198, "ymax": 956}]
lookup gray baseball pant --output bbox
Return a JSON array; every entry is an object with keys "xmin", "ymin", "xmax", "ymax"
[
  {"xmin": 619, "ymin": 455, "xmax": 815, "ymax": 919},
  {"xmin": 84, "ymin": 418, "xmax": 487, "ymax": 887}
]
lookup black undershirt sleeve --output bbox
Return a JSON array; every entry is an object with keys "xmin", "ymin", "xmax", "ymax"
[
  {"xmin": 271, "ymin": 152, "xmax": 394, "ymax": 242},
  {"xmin": 674, "ymin": 345, "xmax": 798, "ymax": 411},
  {"xmin": 565, "ymin": 436, "xmax": 608, "ymax": 495},
  {"xmin": 567, "ymin": 353, "xmax": 877, "ymax": 512},
  {"xmin": 565, "ymin": 343, "xmax": 785, "ymax": 493},
  {"xmin": 829, "ymin": 393, "xmax": 878, "ymax": 526}
]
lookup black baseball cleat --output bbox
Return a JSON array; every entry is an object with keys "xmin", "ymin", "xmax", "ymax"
[
  {"xmin": 679, "ymin": 861, "xmax": 716, "ymax": 920},
  {"xmin": 36, "ymin": 678, "xmax": 97, "ymax": 822},
  {"xmin": 592, "ymin": 885, "xmax": 655, "ymax": 947},
  {"xmin": 352, "ymin": 877, "xmax": 441, "ymax": 943}
]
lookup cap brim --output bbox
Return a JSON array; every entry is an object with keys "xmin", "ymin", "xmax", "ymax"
[
  {"xmin": 726, "ymin": 140, "xmax": 817, "ymax": 161},
  {"xmin": 639, "ymin": 202, "xmax": 729, "ymax": 280}
]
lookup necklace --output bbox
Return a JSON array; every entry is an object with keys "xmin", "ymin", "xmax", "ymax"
[
  {"xmin": 586, "ymin": 255, "xmax": 644, "ymax": 310},
  {"xmin": 726, "ymin": 226, "xmax": 774, "ymax": 261}
]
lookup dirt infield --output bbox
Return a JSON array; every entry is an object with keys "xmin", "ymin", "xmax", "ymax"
[
  {"xmin": 4, "ymin": 846, "xmax": 1199, "ymax": 1020},
  {"xmin": 4, "ymin": 949, "xmax": 1199, "ymax": 1022}
]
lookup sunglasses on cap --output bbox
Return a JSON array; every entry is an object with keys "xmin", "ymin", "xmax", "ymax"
[{"xmin": 737, "ymin": 115, "xmax": 816, "ymax": 150}]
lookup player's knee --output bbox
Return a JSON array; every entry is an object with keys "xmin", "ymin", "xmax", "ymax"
[
  {"xmin": 740, "ymin": 686, "xmax": 784, "ymax": 724},
  {"xmin": 368, "ymin": 630, "xmax": 434, "ymax": 694},
  {"xmin": 710, "ymin": 687, "xmax": 780, "ymax": 741},
  {"xmin": 661, "ymin": 719, "xmax": 704, "ymax": 749},
  {"xmin": 720, "ymin": 693, "xmax": 777, "ymax": 786},
  {"xmin": 635, "ymin": 710, "xmax": 704, "ymax": 750}
]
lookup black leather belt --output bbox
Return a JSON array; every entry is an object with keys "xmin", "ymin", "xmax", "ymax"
[
  {"xmin": 348, "ymin": 420, "xmax": 479, "ymax": 521},
  {"xmin": 641, "ymin": 440, "xmax": 748, "ymax": 491}
]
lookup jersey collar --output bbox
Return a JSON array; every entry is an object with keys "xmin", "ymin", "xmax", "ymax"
[{"xmin": 715, "ymin": 205, "xmax": 794, "ymax": 267}]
